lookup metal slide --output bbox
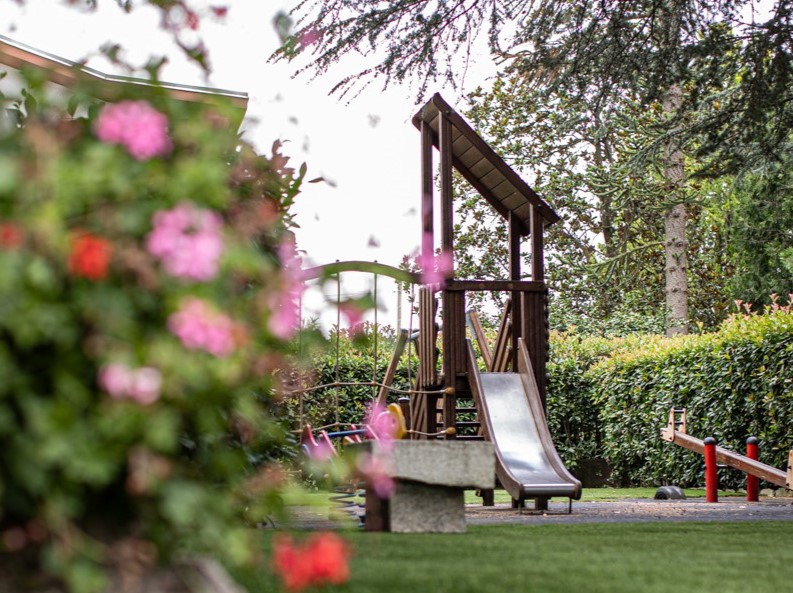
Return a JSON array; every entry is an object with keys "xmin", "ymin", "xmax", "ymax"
[{"xmin": 467, "ymin": 339, "xmax": 582, "ymax": 503}]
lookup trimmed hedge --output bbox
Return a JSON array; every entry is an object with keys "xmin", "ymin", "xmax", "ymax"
[{"xmin": 547, "ymin": 307, "xmax": 793, "ymax": 488}]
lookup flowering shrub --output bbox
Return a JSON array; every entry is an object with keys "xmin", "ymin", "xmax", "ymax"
[{"xmin": 0, "ymin": 71, "xmax": 307, "ymax": 591}]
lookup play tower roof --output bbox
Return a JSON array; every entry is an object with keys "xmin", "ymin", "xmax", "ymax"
[{"xmin": 412, "ymin": 93, "xmax": 559, "ymax": 235}]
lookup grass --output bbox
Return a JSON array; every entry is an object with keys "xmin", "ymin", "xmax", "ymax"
[{"xmin": 231, "ymin": 521, "xmax": 793, "ymax": 593}]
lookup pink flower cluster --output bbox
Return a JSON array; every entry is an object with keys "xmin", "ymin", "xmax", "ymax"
[
  {"xmin": 94, "ymin": 100, "xmax": 172, "ymax": 161},
  {"xmin": 356, "ymin": 453, "xmax": 395, "ymax": 499},
  {"xmin": 364, "ymin": 404, "xmax": 400, "ymax": 450},
  {"xmin": 146, "ymin": 202, "xmax": 224, "ymax": 282},
  {"xmin": 98, "ymin": 363, "xmax": 163, "ymax": 405},
  {"xmin": 339, "ymin": 301, "xmax": 366, "ymax": 333},
  {"xmin": 417, "ymin": 232, "xmax": 453, "ymax": 286},
  {"xmin": 168, "ymin": 298, "xmax": 237, "ymax": 357},
  {"xmin": 417, "ymin": 250, "xmax": 453, "ymax": 286},
  {"xmin": 268, "ymin": 238, "xmax": 305, "ymax": 339},
  {"xmin": 356, "ymin": 403, "xmax": 399, "ymax": 499}
]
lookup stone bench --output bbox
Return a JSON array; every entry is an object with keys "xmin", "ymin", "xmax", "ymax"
[{"xmin": 350, "ymin": 440, "xmax": 495, "ymax": 533}]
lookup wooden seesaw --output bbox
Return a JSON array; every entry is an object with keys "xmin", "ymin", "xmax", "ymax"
[{"xmin": 661, "ymin": 407, "xmax": 793, "ymax": 495}]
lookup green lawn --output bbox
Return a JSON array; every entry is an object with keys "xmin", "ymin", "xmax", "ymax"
[{"xmin": 232, "ymin": 521, "xmax": 793, "ymax": 593}]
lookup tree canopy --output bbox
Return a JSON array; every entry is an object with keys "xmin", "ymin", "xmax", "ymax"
[{"xmin": 279, "ymin": 0, "xmax": 792, "ymax": 170}]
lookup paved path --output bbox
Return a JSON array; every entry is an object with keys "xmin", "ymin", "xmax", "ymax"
[
  {"xmin": 464, "ymin": 497, "xmax": 793, "ymax": 525},
  {"xmin": 278, "ymin": 497, "xmax": 793, "ymax": 530}
]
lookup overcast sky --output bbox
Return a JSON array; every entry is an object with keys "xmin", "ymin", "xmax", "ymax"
[{"xmin": 3, "ymin": 0, "xmax": 495, "ymax": 329}]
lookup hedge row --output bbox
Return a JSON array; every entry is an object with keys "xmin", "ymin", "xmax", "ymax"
[{"xmin": 547, "ymin": 307, "xmax": 793, "ymax": 488}]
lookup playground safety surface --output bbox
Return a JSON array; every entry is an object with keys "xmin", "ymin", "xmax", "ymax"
[
  {"xmin": 463, "ymin": 497, "xmax": 793, "ymax": 525},
  {"xmin": 279, "ymin": 497, "xmax": 793, "ymax": 531}
]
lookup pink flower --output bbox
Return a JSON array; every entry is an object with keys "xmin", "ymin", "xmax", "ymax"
[
  {"xmin": 98, "ymin": 363, "xmax": 162, "ymax": 405},
  {"xmin": 364, "ymin": 403, "xmax": 399, "ymax": 449},
  {"xmin": 268, "ymin": 238, "xmax": 305, "ymax": 339},
  {"xmin": 95, "ymin": 100, "xmax": 172, "ymax": 160},
  {"xmin": 356, "ymin": 453, "xmax": 395, "ymax": 499},
  {"xmin": 339, "ymin": 301, "xmax": 366, "ymax": 333},
  {"xmin": 298, "ymin": 27, "xmax": 320, "ymax": 50},
  {"xmin": 168, "ymin": 298, "xmax": 238, "ymax": 357},
  {"xmin": 416, "ymin": 233, "xmax": 453, "ymax": 286},
  {"xmin": 98, "ymin": 363, "xmax": 132, "ymax": 399},
  {"xmin": 418, "ymin": 250, "xmax": 453, "ymax": 286},
  {"xmin": 146, "ymin": 202, "xmax": 224, "ymax": 282},
  {"xmin": 128, "ymin": 367, "xmax": 163, "ymax": 405}
]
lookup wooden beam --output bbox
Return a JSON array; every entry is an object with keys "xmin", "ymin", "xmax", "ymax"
[
  {"xmin": 788, "ymin": 450, "xmax": 793, "ymax": 488},
  {"xmin": 531, "ymin": 205, "xmax": 545, "ymax": 282},
  {"xmin": 466, "ymin": 310, "xmax": 493, "ymax": 370},
  {"xmin": 444, "ymin": 280, "xmax": 546, "ymax": 292},
  {"xmin": 421, "ymin": 120, "xmax": 434, "ymax": 261},
  {"xmin": 662, "ymin": 429, "xmax": 789, "ymax": 488},
  {"xmin": 509, "ymin": 213, "xmax": 522, "ymax": 372},
  {"xmin": 439, "ymin": 112, "xmax": 454, "ymax": 258},
  {"xmin": 490, "ymin": 299, "xmax": 512, "ymax": 372},
  {"xmin": 375, "ymin": 329, "xmax": 409, "ymax": 407}
]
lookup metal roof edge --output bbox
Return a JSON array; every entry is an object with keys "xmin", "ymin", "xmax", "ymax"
[{"xmin": 0, "ymin": 34, "xmax": 248, "ymax": 109}]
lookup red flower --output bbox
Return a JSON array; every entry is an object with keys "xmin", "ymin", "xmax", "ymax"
[
  {"xmin": 304, "ymin": 533, "xmax": 350, "ymax": 585},
  {"xmin": 0, "ymin": 223, "xmax": 23, "ymax": 249},
  {"xmin": 272, "ymin": 533, "xmax": 351, "ymax": 592},
  {"xmin": 69, "ymin": 233, "xmax": 113, "ymax": 280}
]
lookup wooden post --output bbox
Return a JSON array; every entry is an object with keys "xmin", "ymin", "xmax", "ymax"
[
  {"xmin": 528, "ymin": 205, "xmax": 548, "ymax": 409},
  {"xmin": 438, "ymin": 112, "xmax": 461, "ymax": 439},
  {"xmin": 704, "ymin": 436, "xmax": 718, "ymax": 503},
  {"xmin": 375, "ymin": 329, "xmax": 409, "ymax": 407},
  {"xmin": 746, "ymin": 436, "xmax": 759, "ymax": 502},
  {"xmin": 521, "ymin": 290, "xmax": 548, "ymax": 411},
  {"xmin": 530, "ymin": 205, "xmax": 544, "ymax": 283},
  {"xmin": 420, "ymin": 120, "xmax": 434, "ymax": 261},
  {"xmin": 439, "ymin": 112, "xmax": 454, "ymax": 257},
  {"xmin": 509, "ymin": 212, "xmax": 522, "ymax": 372}
]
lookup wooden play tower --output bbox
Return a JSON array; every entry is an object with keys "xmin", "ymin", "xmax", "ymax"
[{"xmin": 408, "ymin": 94, "xmax": 561, "ymax": 439}]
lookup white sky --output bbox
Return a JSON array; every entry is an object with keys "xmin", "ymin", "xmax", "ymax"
[{"xmin": 3, "ymin": 1, "xmax": 496, "ymax": 330}]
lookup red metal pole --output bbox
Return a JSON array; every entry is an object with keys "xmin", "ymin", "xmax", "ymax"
[
  {"xmin": 746, "ymin": 436, "xmax": 760, "ymax": 502},
  {"xmin": 704, "ymin": 437, "xmax": 718, "ymax": 503}
]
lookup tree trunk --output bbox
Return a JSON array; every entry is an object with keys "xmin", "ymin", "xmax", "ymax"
[{"xmin": 663, "ymin": 84, "xmax": 688, "ymax": 336}]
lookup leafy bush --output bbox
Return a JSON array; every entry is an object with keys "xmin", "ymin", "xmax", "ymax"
[
  {"xmin": 285, "ymin": 323, "xmax": 418, "ymax": 431},
  {"xmin": 595, "ymin": 304, "xmax": 793, "ymax": 488},
  {"xmin": 0, "ymin": 72, "xmax": 303, "ymax": 591},
  {"xmin": 547, "ymin": 303, "xmax": 793, "ymax": 489}
]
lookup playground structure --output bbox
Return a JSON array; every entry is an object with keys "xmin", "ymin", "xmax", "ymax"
[
  {"xmin": 296, "ymin": 94, "xmax": 581, "ymax": 513},
  {"xmin": 661, "ymin": 408, "xmax": 793, "ymax": 501}
]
